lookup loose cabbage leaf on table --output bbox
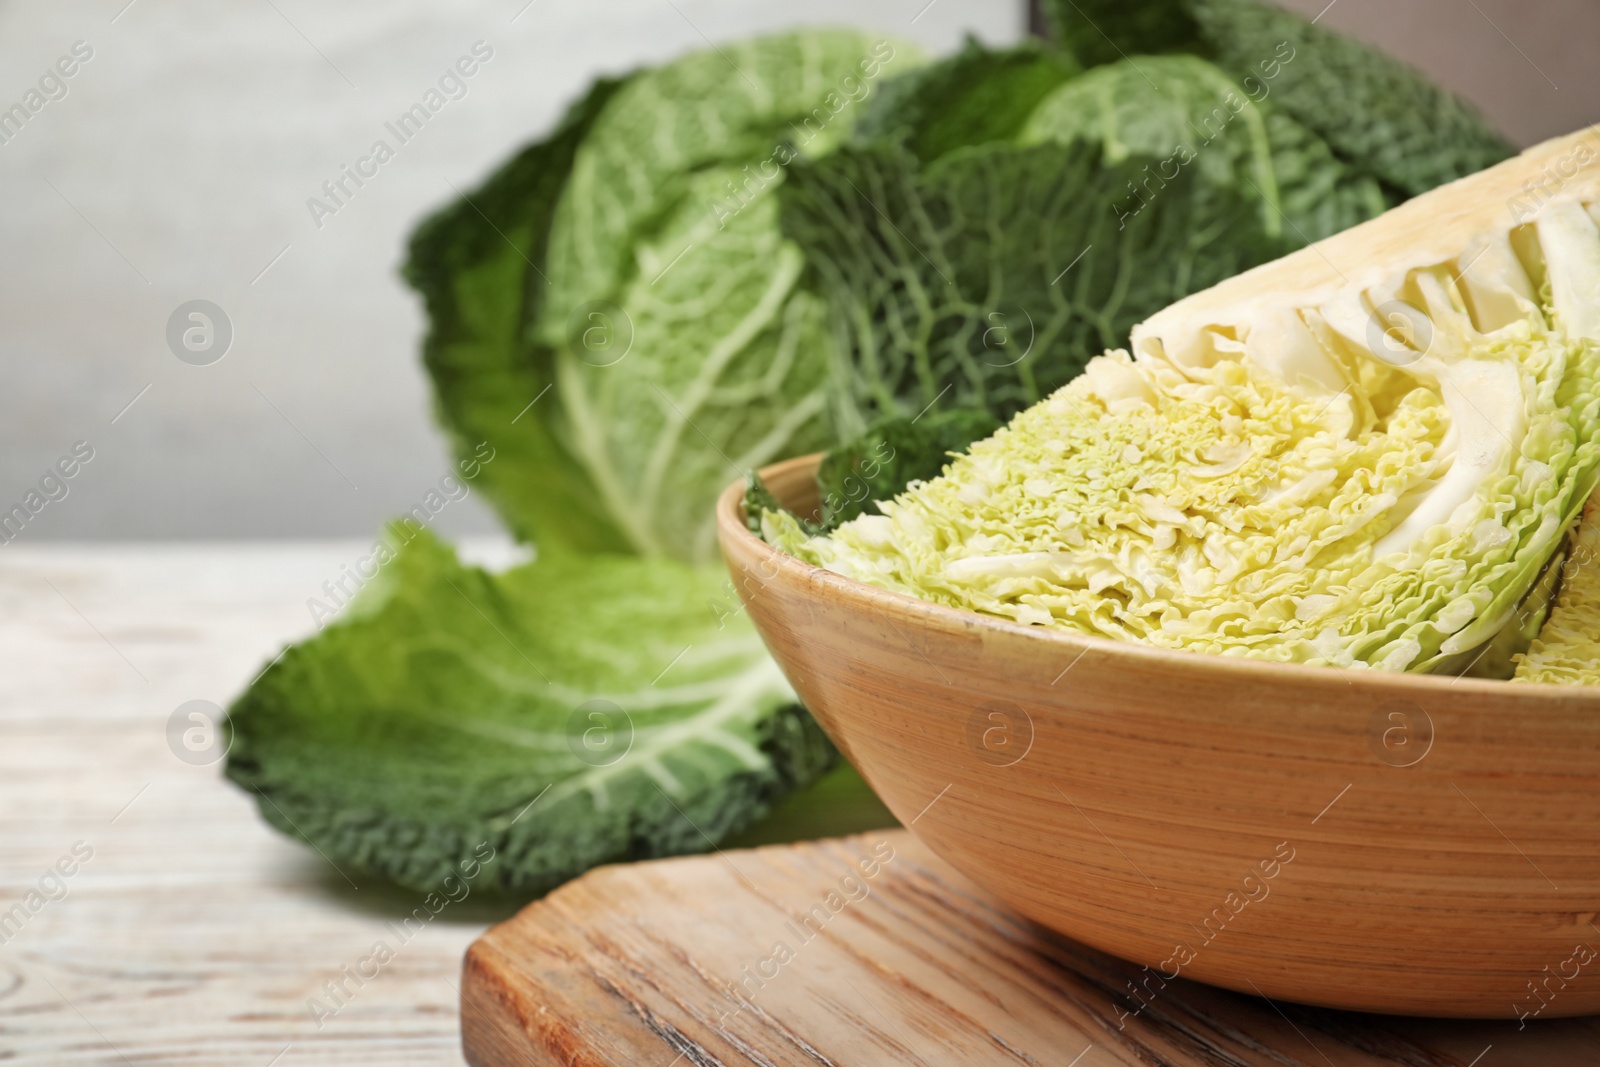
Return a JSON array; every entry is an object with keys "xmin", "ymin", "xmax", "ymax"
[{"xmin": 226, "ymin": 529, "xmax": 834, "ymax": 894}]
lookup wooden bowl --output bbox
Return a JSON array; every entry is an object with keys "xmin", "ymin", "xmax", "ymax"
[{"xmin": 717, "ymin": 454, "xmax": 1600, "ymax": 1019}]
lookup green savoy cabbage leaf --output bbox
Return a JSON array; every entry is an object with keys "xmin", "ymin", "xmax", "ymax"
[
  {"xmin": 815, "ymin": 408, "xmax": 1002, "ymax": 528},
  {"xmin": 1040, "ymin": 0, "xmax": 1514, "ymax": 198},
  {"xmin": 742, "ymin": 407, "xmax": 1001, "ymax": 536},
  {"xmin": 404, "ymin": 76, "xmax": 634, "ymax": 556},
  {"xmin": 527, "ymin": 31, "xmax": 925, "ymax": 563},
  {"xmin": 779, "ymin": 137, "xmax": 1291, "ymax": 433},
  {"xmin": 227, "ymin": 528, "xmax": 835, "ymax": 894},
  {"xmin": 851, "ymin": 36, "xmax": 1080, "ymax": 162},
  {"xmin": 1019, "ymin": 54, "xmax": 1388, "ymax": 244},
  {"xmin": 409, "ymin": 31, "xmax": 922, "ymax": 563},
  {"xmin": 772, "ymin": 206, "xmax": 1600, "ymax": 674}
]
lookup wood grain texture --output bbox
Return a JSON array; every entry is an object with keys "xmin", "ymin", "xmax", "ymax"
[
  {"xmin": 719, "ymin": 455, "xmax": 1600, "ymax": 1018},
  {"xmin": 462, "ymin": 830, "xmax": 1600, "ymax": 1066},
  {"xmin": 0, "ymin": 542, "xmax": 528, "ymax": 1065}
]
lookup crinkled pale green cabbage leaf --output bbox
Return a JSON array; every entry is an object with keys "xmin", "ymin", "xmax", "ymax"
[
  {"xmin": 528, "ymin": 31, "xmax": 924, "ymax": 563},
  {"xmin": 1515, "ymin": 491, "xmax": 1600, "ymax": 685},
  {"xmin": 773, "ymin": 204, "xmax": 1600, "ymax": 673},
  {"xmin": 226, "ymin": 528, "xmax": 835, "ymax": 894},
  {"xmin": 409, "ymin": 31, "xmax": 922, "ymax": 564},
  {"xmin": 404, "ymin": 75, "xmax": 635, "ymax": 556}
]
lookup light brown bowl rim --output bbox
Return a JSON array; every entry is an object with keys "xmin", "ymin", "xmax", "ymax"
[{"xmin": 717, "ymin": 453, "xmax": 1596, "ymax": 710}]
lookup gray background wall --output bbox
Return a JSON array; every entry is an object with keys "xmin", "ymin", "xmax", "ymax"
[
  {"xmin": 1, "ymin": 0, "xmax": 1594, "ymax": 541},
  {"xmin": 1271, "ymin": 0, "xmax": 1595, "ymax": 146}
]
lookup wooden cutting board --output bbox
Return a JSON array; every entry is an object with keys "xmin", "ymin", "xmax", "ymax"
[{"xmin": 461, "ymin": 831, "xmax": 1600, "ymax": 1066}]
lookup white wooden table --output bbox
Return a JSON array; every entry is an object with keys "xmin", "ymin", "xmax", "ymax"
[{"xmin": 0, "ymin": 541, "xmax": 528, "ymax": 1065}]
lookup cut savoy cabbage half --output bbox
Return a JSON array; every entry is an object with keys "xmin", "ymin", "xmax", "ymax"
[{"xmin": 768, "ymin": 129, "xmax": 1600, "ymax": 676}]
